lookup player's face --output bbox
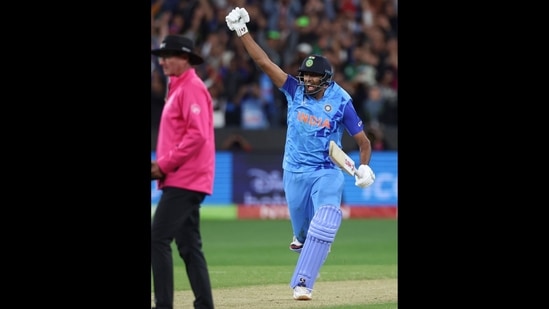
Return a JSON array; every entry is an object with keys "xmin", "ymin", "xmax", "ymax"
[{"xmin": 302, "ymin": 73, "xmax": 323, "ymax": 94}]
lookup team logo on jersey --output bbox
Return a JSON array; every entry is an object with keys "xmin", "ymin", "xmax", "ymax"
[
  {"xmin": 324, "ymin": 104, "xmax": 332, "ymax": 112},
  {"xmin": 191, "ymin": 103, "xmax": 200, "ymax": 114}
]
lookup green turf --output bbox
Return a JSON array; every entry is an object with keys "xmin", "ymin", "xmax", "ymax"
[
  {"xmin": 199, "ymin": 205, "xmax": 237, "ymax": 220},
  {"xmin": 152, "ymin": 219, "xmax": 397, "ymax": 291},
  {"xmin": 151, "ymin": 205, "xmax": 238, "ymax": 220}
]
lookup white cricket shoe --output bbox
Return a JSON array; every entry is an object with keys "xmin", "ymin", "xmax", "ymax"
[
  {"xmin": 293, "ymin": 286, "xmax": 312, "ymax": 300},
  {"xmin": 289, "ymin": 236, "xmax": 303, "ymax": 253}
]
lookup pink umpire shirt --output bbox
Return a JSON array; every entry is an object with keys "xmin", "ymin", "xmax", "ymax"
[{"xmin": 155, "ymin": 68, "xmax": 215, "ymax": 195}]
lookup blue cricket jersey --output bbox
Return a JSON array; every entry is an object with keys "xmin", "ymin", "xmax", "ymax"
[{"xmin": 279, "ymin": 76, "xmax": 364, "ymax": 172}]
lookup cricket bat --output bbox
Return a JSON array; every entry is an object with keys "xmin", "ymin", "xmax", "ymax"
[{"xmin": 329, "ymin": 141, "xmax": 364, "ymax": 177}]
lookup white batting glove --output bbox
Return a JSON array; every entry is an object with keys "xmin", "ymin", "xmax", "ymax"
[
  {"xmin": 225, "ymin": 9, "xmax": 236, "ymax": 31},
  {"xmin": 238, "ymin": 7, "xmax": 250, "ymax": 23},
  {"xmin": 354, "ymin": 164, "xmax": 375, "ymax": 188},
  {"xmin": 225, "ymin": 7, "xmax": 250, "ymax": 37}
]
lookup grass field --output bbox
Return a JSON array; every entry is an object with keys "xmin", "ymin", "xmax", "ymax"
[{"xmin": 152, "ymin": 218, "xmax": 398, "ymax": 308}]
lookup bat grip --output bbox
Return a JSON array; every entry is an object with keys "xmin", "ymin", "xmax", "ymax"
[{"xmin": 354, "ymin": 166, "xmax": 364, "ymax": 178}]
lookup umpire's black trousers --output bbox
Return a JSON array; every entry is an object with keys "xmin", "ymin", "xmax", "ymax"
[{"xmin": 151, "ymin": 187, "xmax": 214, "ymax": 309}]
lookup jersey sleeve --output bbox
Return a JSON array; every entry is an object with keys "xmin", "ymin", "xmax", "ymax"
[
  {"xmin": 342, "ymin": 102, "xmax": 364, "ymax": 136},
  {"xmin": 280, "ymin": 75, "xmax": 299, "ymax": 105}
]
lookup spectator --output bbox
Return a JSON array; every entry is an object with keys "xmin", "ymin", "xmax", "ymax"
[
  {"xmin": 363, "ymin": 84, "xmax": 385, "ymax": 126},
  {"xmin": 236, "ymin": 82, "xmax": 270, "ymax": 129},
  {"xmin": 366, "ymin": 123, "xmax": 390, "ymax": 151},
  {"xmin": 221, "ymin": 55, "xmax": 252, "ymax": 127}
]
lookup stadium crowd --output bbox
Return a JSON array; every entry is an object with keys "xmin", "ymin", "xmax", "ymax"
[{"xmin": 151, "ymin": 0, "xmax": 397, "ymax": 149}]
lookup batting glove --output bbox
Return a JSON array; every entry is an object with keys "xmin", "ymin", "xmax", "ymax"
[
  {"xmin": 225, "ymin": 7, "xmax": 250, "ymax": 37},
  {"xmin": 354, "ymin": 164, "xmax": 375, "ymax": 188}
]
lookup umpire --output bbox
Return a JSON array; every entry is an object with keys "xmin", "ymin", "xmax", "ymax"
[{"xmin": 150, "ymin": 35, "xmax": 216, "ymax": 309}]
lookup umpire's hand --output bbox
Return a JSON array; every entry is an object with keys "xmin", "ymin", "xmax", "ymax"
[{"xmin": 151, "ymin": 160, "xmax": 165, "ymax": 180}]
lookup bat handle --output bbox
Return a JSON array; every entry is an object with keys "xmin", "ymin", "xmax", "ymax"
[{"xmin": 354, "ymin": 166, "xmax": 364, "ymax": 178}]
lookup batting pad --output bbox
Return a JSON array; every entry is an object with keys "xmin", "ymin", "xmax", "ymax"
[{"xmin": 290, "ymin": 205, "xmax": 342, "ymax": 290}]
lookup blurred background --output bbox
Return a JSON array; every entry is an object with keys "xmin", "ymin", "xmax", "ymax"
[{"xmin": 151, "ymin": 0, "xmax": 398, "ymax": 219}]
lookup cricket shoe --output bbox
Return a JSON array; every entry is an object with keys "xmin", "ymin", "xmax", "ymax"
[
  {"xmin": 289, "ymin": 236, "xmax": 303, "ymax": 253},
  {"xmin": 293, "ymin": 286, "xmax": 312, "ymax": 300}
]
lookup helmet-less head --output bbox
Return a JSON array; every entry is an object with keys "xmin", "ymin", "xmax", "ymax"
[{"xmin": 297, "ymin": 55, "xmax": 333, "ymax": 97}]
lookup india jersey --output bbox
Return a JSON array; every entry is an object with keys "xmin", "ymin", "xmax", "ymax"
[{"xmin": 279, "ymin": 76, "xmax": 364, "ymax": 172}]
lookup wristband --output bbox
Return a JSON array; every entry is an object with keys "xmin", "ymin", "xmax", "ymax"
[{"xmin": 235, "ymin": 24, "xmax": 249, "ymax": 37}]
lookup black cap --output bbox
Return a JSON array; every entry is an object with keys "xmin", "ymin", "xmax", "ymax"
[
  {"xmin": 151, "ymin": 35, "xmax": 204, "ymax": 65},
  {"xmin": 298, "ymin": 55, "xmax": 332, "ymax": 76}
]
